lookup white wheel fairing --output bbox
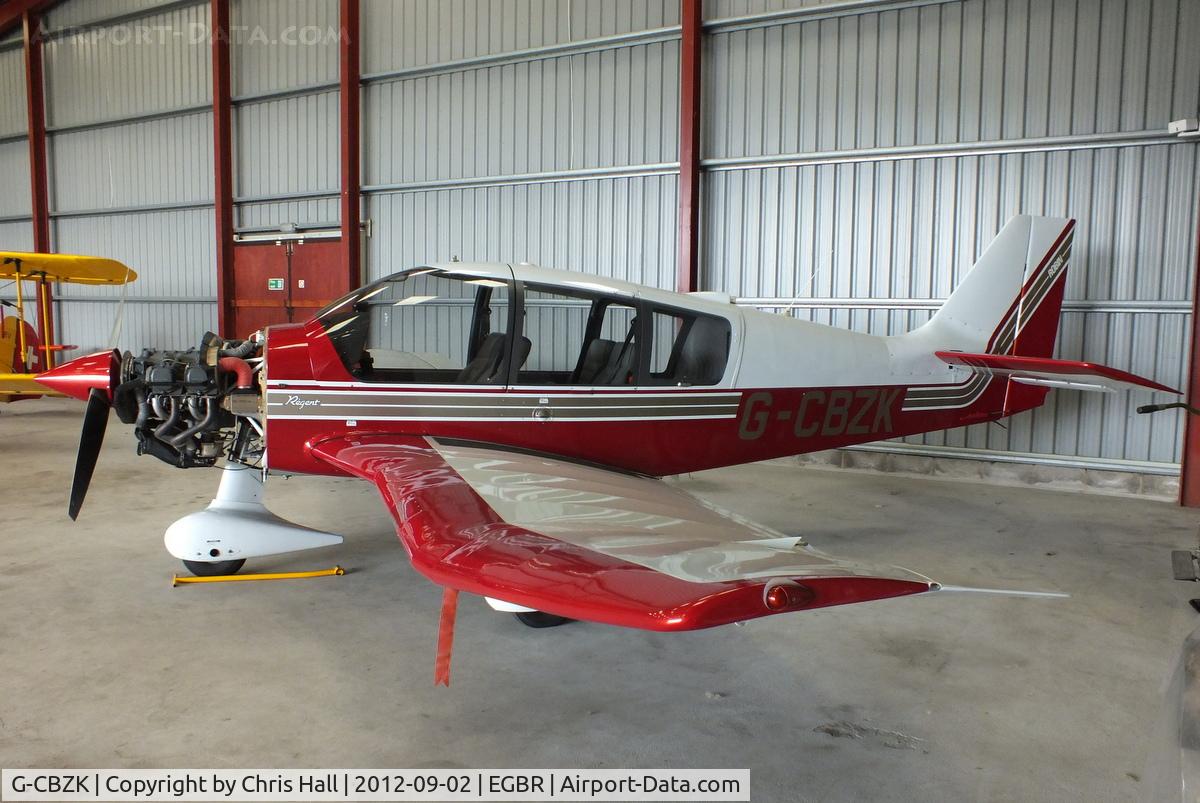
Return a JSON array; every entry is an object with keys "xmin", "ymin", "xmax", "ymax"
[{"xmin": 164, "ymin": 465, "xmax": 342, "ymax": 562}]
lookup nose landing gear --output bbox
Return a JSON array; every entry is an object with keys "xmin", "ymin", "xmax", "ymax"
[{"xmin": 164, "ymin": 465, "xmax": 343, "ymax": 574}]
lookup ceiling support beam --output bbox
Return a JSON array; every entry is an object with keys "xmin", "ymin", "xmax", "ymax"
[
  {"xmin": 210, "ymin": 0, "xmax": 235, "ymax": 335},
  {"xmin": 23, "ymin": 9, "xmax": 52, "ymax": 369},
  {"xmin": 676, "ymin": 0, "xmax": 702, "ymax": 294},
  {"xmin": 339, "ymin": 0, "xmax": 361, "ymax": 291}
]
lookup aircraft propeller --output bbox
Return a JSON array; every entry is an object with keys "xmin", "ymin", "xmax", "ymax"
[
  {"xmin": 35, "ymin": 350, "xmax": 121, "ymax": 520},
  {"xmin": 69, "ymin": 388, "xmax": 112, "ymax": 520}
]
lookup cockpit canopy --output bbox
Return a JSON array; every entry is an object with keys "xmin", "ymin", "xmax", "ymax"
[{"xmin": 315, "ymin": 266, "xmax": 733, "ymax": 387}]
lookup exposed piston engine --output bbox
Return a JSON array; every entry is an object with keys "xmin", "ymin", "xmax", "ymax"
[
  {"xmin": 36, "ymin": 331, "xmax": 266, "ymax": 518},
  {"xmin": 109, "ymin": 332, "xmax": 265, "ymax": 469}
]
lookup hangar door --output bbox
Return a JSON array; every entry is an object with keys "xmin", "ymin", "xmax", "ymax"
[{"xmin": 230, "ymin": 235, "xmax": 345, "ymax": 336}]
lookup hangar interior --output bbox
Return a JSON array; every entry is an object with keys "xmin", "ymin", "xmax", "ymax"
[
  {"xmin": 2, "ymin": 0, "xmax": 1200, "ymax": 800},
  {"xmin": 0, "ymin": 0, "xmax": 1196, "ymax": 490}
]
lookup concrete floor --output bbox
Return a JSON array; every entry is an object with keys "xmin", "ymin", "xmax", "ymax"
[{"xmin": 2, "ymin": 397, "xmax": 1199, "ymax": 802}]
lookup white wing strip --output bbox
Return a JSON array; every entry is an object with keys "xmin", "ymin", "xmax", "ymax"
[{"xmin": 430, "ymin": 439, "xmax": 931, "ymax": 586}]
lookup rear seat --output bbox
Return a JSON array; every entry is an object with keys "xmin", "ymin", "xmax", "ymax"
[
  {"xmin": 574, "ymin": 339, "xmax": 616, "ymax": 384},
  {"xmin": 577, "ymin": 334, "xmax": 636, "ymax": 385}
]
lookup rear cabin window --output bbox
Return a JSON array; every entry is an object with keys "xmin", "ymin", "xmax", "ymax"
[
  {"xmin": 518, "ymin": 284, "xmax": 639, "ymax": 386},
  {"xmin": 646, "ymin": 308, "xmax": 731, "ymax": 386},
  {"xmin": 315, "ymin": 268, "xmax": 512, "ymax": 384}
]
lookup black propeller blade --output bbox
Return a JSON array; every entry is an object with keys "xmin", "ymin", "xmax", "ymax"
[{"xmin": 69, "ymin": 387, "xmax": 111, "ymax": 520}]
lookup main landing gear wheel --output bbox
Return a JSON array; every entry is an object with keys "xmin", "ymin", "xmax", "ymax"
[
  {"xmin": 183, "ymin": 558, "xmax": 246, "ymax": 577},
  {"xmin": 514, "ymin": 611, "xmax": 573, "ymax": 628}
]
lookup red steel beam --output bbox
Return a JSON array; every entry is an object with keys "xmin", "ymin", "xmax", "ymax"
[
  {"xmin": 24, "ymin": 11, "xmax": 48, "ymax": 253},
  {"xmin": 24, "ymin": 9, "xmax": 52, "ymax": 369},
  {"xmin": 677, "ymin": 0, "xmax": 702, "ymax": 294},
  {"xmin": 1181, "ymin": 220, "xmax": 1200, "ymax": 506},
  {"xmin": 210, "ymin": 0, "xmax": 235, "ymax": 335},
  {"xmin": 339, "ymin": 0, "xmax": 361, "ymax": 291}
]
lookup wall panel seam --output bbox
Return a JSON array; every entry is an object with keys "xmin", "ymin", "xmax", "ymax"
[
  {"xmin": 363, "ymin": 164, "xmax": 681, "ymax": 195},
  {"xmin": 705, "ymin": 131, "xmax": 1184, "ymax": 170},
  {"xmin": 738, "ymin": 299, "xmax": 1192, "ymax": 313},
  {"xmin": 361, "ymin": 28, "xmax": 682, "ymax": 86},
  {"xmin": 706, "ymin": 0, "xmax": 962, "ymax": 33},
  {"xmin": 848, "ymin": 442, "xmax": 1181, "ymax": 475},
  {"xmin": 41, "ymin": 0, "xmax": 206, "ymax": 41}
]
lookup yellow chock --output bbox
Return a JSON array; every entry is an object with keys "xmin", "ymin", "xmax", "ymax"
[{"xmin": 172, "ymin": 565, "xmax": 345, "ymax": 587}]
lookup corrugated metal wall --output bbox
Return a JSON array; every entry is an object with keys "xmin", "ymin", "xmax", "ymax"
[
  {"xmin": 0, "ymin": 139, "xmax": 31, "ymax": 219},
  {"xmin": 702, "ymin": 0, "xmax": 1200, "ymax": 473},
  {"xmin": 40, "ymin": 0, "xmax": 216, "ymax": 354},
  {"xmin": 0, "ymin": 46, "xmax": 27, "ymax": 136},
  {"xmin": 231, "ymin": 0, "xmax": 341, "ymax": 231},
  {"xmin": 44, "ymin": 0, "xmax": 182, "ymax": 30},
  {"xmin": 361, "ymin": 0, "xmax": 681, "ymax": 284},
  {"xmin": 0, "ymin": 39, "xmax": 31, "ymax": 252},
  {"xmin": 361, "ymin": 0, "xmax": 680, "ymax": 73}
]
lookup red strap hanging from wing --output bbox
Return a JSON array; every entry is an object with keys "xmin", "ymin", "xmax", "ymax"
[{"xmin": 434, "ymin": 587, "xmax": 459, "ymax": 687}]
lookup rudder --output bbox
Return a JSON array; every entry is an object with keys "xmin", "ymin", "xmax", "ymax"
[{"xmin": 929, "ymin": 215, "xmax": 1075, "ymax": 358}]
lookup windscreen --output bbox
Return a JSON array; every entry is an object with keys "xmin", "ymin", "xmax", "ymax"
[{"xmin": 315, "ymin": 268, "xmax": 513, "ymax": 384}]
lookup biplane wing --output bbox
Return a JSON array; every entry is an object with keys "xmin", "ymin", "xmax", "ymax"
[
  {"xmin": 310, "ymin": 434, "xmax": 935, "ymax": 630},
  {"xmin": 0, "ymin": 373, "xmax": 51, "ymax": 394},
  {"xmin": 0, "ymin": 252, "xmax": 136, "ymax": 399},
  {"xmin": 0, "ymin": 251, "xmax": 137, "ymax": 285}
]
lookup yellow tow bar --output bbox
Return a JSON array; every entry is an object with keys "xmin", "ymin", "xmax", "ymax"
[{"xmin": 172, "ymin": 566, "xmax": 345, "ymax": 587}]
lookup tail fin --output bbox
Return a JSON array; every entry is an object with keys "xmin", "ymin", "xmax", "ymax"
[
  {"xmin": 912, "ymin": 216, "xmax": 1173, "ymax": 417},
  {"xmin": 929, "ymin": 215, "xmax": 1075, "ymax": 358}
]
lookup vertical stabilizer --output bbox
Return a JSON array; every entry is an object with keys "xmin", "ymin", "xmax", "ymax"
[{"xmin": 929, "ymin": 215, "xmax": 1075, "ymax": 357}]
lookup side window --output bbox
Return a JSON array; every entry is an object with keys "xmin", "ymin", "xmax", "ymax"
[
  {"xmin": 647, "ymin": 308, "xmax": 731, "ymax": 386},
  {"xmin": 518, "ymin": 285, "xmax": 638, "ymax": 386},
  {"xmin": 317, "ymin": 269, "xmax": 512, "ymax": 384}
]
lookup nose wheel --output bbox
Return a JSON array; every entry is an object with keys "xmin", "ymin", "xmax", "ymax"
[{"xmin": 183, "ymin": 558, "xmax": 246, "ymax": 577}]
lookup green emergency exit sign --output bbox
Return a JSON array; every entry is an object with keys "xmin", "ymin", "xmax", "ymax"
[{"xmin": 267, "ymin": 278, "xmax": 284, "ymax": 290}]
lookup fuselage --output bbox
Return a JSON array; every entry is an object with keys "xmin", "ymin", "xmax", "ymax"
[{"xmin": 261, "ymin": 262, "xmax": 1024, "ymax": 478}]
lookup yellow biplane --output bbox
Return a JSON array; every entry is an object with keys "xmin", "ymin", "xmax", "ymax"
[{"xmin": 0, "ymin": 252, "xmax": 137, "ymax": 401}]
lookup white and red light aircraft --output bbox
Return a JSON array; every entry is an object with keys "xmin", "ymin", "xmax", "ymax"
[{"xmin": 35, "ymin": 215, "xmax": 1177, "ymax": 681}]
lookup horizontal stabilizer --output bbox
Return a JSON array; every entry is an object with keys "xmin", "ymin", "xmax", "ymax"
[{"xmin": 935, "ymin": 351, "xmax": 1178, "ymax": 394}]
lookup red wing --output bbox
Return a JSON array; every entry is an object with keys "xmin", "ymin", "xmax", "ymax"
[
  {"xmin": 310, "ymin": 434, "xmax": 933, "ymax": 631},
  {"xmin": 936, "ymin": 351, "xmax": 1178, "ymax": 394}
]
